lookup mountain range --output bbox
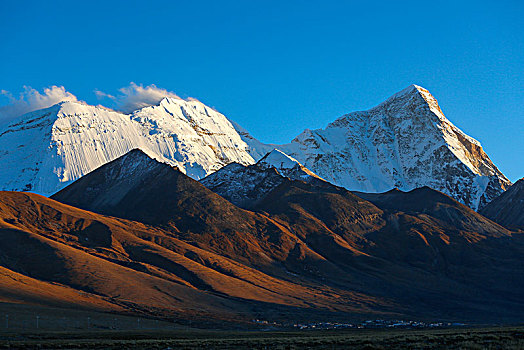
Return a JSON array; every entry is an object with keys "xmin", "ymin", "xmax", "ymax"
[
  {"xmin": 234, "ymin": 85, "xmax": 510, "ymax": 210},
  {"xmin": 0, "ymin": 85, "xmax": 511, "ymax": 210},
  {"xmin": 200, "ymin": 149, "xmax": 325, "ymax": 208},
  {"xmin": 0, "ymin": 84, "xmax": 522, "ymax": 327},
  {"xmin": 0, "ymin": 149, "xmax": 520, "ymax": 326}
]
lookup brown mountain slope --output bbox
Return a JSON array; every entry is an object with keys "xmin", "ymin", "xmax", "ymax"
[
  {"xmin": 354, "ymin": 187, "xmax": 511, "ymax": 236},
  {"xmin": 350, "ymin": 187, "xmax": 522, "ymax": 280},
  {"xmin": 207, "ymin": 162, "xmax": 524, "ymax": 317},
  {"xmin": 207, "ymin": 161, "xmax": 514, "ymax": 275},
  {"xmin": 0, "ymin": 193, "xmax": 252, "ymax": 321},
  {"xmin": 1, "ymin": 191, "xmax": 395, "ymax": 324},
  {"xmin": 0, "ymin": 265, "xmax": 120, "ymax": 312},
  {"xmin": 18, "ymin": 150, "xmax": 524, "ymax": 324},
  {"xmin": 52, "ymin": 150, "xmax": 300, "ymax": 267},
  {"xmin": 480, "ymin": 178, "xmax": 524, "ymax": 230},
  {"xmin": 254, "ymin": 179, "xmax": 523, "ymax": 288}
]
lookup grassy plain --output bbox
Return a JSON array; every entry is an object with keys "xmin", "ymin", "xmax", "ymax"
[{"xmin": 0, "ymin": 326, "xmax": 523, "ymax": 349}]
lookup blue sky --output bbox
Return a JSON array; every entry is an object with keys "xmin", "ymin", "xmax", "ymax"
[{"xmin": 0, "ymin": 0, "xmax": 522, "ymax": 181}]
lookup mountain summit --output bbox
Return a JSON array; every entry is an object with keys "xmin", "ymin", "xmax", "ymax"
[
  {"xmin": 200, "ymin": 149, "xmax": 324, "ymax": 208},
  {"xmin": 236, "ymin": 85, "xmax": 511, "ymax": 210},
  {"xmin": 0, "ymin": 85, "xmax": 511, "ymax": 209},
  {"xmin": 257, "ymin": 149, "xmax": 324, "ymax": 181},
  {"xmin": 0, "ymin": 97, "xmax": 254, "ymax": 195}
]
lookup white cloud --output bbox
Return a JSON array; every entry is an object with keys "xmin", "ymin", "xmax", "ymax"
[
  {"xmin": 96, "ymin": 82, "xmax": 181, "ymax": 113},
  {"xmin": 0, "ymin": 83, "xmax": 182, "ymax": 124},
  {"xmin": 0, "ymin": 86, "xmax": 78, "ymax": 123},
  {"xmin": 94, "ymin": 89, "xmax": 115, "ymax": 100}
]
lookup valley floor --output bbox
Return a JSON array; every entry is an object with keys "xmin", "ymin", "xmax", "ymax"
[{"xmin": 0, "ymin": 326, "xmax": 523, "ymax": 349}]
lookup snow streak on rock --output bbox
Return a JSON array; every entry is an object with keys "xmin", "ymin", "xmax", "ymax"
[
  {"xmin": 0, "ymin": 98, "xmax": 255, "ymax": 195},
  {"xmin": 200, "ymin": 149, "xmax": 324, "ymax": 208}
]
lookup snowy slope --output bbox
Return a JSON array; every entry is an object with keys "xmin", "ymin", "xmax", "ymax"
[
  {"xmin": 200, "ymin": 149, "xmax": 324, "ymax": 208},
  {"xmin": 0, "ymin": 97, "xmax": 255, "ymax": 195},
  {"xmin": 0, "ymin": 84, "xmax": 511, "ymax": 209},
  {"xmin": 257, "ymin": 149, "xmax": 324, "ymax": 181},
  {"xmin": 234, "ymin": 85, "xmax": 510, "ymax": 210}
]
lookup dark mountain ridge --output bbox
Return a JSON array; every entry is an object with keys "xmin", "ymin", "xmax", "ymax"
[
  {"xmin": 43, "ymin": 150, "xmax": 524, "ymax": 324},
  {"xmin": 480, "ymin": 178, "xmax": 524, "ymax": 230}
]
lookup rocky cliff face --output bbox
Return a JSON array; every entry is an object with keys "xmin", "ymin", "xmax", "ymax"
[
  {"xmin": 200, "ymin": 149, "xmax": 324, "ymax": 208},
  {"xmin": 236, "ymin": 85, "xmax": 511, "ymax": 210},
  {"xmin": 0, "ymin": 97, "xmax": 255, "ymax": 195}
]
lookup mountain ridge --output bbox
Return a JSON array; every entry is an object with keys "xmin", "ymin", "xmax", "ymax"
[
  {"xmin": 0, "ymin": 84, "xmax": 512, "ymax": 209},
  {"xmin": 235, "ymin": 85, "xmax": 510, "ymax": 210},
  {"xmin": 0, "ymin": 97, "xmax": 255, "ymax": 195},
  {"xmin": 480, "ymin": 178, "xmax": 524, "ymax": 230},
  {"xmin": 4, "ymin": 149, "xmax": 524, "ymax": 325},
  {"xmin": 200, "ymin": 149, "xmax": 326, "ymax": 208}
]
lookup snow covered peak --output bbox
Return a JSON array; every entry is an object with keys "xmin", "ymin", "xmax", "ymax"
[
  {"xmin": 383, "ymin": 83, "xmax": 422, "ymax": 100},
  {"xmin": 0, "ymin": 97, "xmax": 255, "ymax": 195},
  {"xmin": 257, "ymin": 149, "xmax": 324, "ymax": 182},
  {"xmin": 201, "ymin": 150, "xmax": 324, "ymax": 208},
  {"xmin": 159, "ymin": 95, "xmax": 183, "ymax": 103},
  {"xmin": 0, "ymin": 84, "xmax": 511, "ymax": 211},
  {"xmin": 237, "ymin": 85, "xmax": 510, "ymax": 210},
  {"xmin": 258, "ymin": 149, "xmax": 302, "ymax": 170},
  {"xmin": 361, "ymin": 84, "xmax": 441, "ymax": 119}
]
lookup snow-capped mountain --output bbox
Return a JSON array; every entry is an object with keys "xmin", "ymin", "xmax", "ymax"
[
  {"xmin": 200, "ymin": 149, "xmax": 324, "ymax": 208},
  {"xmin": 0, "ymin": 97, "xmax": 255, "ymax": 195},
  {"xmin": 0, "ymin": 84, "xmax": 511, "ymax": 209},
  {"xmin": 235, "ymin": 85, "xmax": 511, "ymax": 210},
  {"xmin": 257, "ymin": 149, "xmax": 324, "ymax": 182}
]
